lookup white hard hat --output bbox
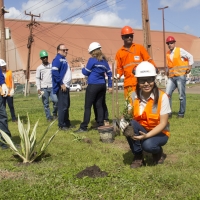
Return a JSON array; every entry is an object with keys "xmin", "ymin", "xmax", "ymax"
[
  {"xmin": 135, "ymin": 61, "xmax": 157, "ymax": 77},
  {"xmin": 0, "ymin": 59, "xmax": 6, "ymax": 67},
  {"xmin": 88, "ymin": 42, "xmax": 101, "ymax": 53}
]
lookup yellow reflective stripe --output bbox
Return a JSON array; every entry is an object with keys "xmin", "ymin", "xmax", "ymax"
[{"xmin": 123, "ymin": 62, "xmax": 140, "ymax": 69}]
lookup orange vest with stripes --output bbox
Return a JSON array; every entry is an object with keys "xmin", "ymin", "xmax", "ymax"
[
  {"xmin": 133, "ymin": 90, "xmax": 170, "ymax": 137},
  {"xmin": 166, "ymin": 47, "xmax": 189, "ymax": 77}
]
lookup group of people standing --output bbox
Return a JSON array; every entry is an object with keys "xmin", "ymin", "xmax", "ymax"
[{"xmin": 0, "ymin": 25, "xmax": 194, "ymax": 170}]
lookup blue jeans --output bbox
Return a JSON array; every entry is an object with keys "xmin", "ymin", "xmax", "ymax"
[
  {"xmin": 126, "ymin": 120, "xmax": 168, "ymax": 155},
  {"xmin": 165, "ymin": 75, "xmax": 186, "ymax": 116},
  {"xmin": 3, "ymin": 96, "xmax": 17, "ymax": 121},
  {"xmin": 41, "ymin": 88, "xmax": 58, "ymax": 120}
]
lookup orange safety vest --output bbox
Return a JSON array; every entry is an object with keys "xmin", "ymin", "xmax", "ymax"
[
  {"xmin": 166, "ymin": 47, "xmax": 189, "ymax": 77},
  {"xmin": 115, "ymin": 43, "xmax": 156, "ymax": 88},
  {"xmin": 4, "ymin": 70, "xmax": 13, "ymax": 95},
  {"xmin": 133, "ymin": 90, "xmax": 170, "ymax": 137}
]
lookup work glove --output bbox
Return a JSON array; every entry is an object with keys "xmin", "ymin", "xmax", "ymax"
[
  {"xmin": 1, "ymin": 84, "xmax": 8, "ymax": 97},
  {"xmin": 114, "ymin": 74, "xmax": 120, "ymax": 79},
  {"xmin": 10, "ymin": 88, "xmax": 14, "ymax": 97},
  {"xmin": 38, "ymin": 91, "xmax": 44, "ymax": 99},
  {"xmin": 119, "ymin": 118, "xmax": 135, "ymax": 137}
]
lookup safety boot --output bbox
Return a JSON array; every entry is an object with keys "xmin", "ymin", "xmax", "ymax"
[
  {"xmin": 130, "ymin": 153, "xmax": 145, "ymax": 168},
  {"xmin": 152, "ymin": 148, "xmax": 166, "ymax": 165}
]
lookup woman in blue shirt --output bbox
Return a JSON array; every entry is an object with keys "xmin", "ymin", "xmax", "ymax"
[{"xmin": 74, "ymin": 42, "xmax": 112, "ymax": 133}]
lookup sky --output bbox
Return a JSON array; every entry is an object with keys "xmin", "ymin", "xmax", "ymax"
[{"xmin": 4, "ymin": 0, "xmax": 200, "ymax": 37}]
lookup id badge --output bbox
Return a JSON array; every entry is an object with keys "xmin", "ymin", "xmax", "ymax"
[{"xmin": 134, "ymin": 56, "xmax": 140, "ymax": 61}]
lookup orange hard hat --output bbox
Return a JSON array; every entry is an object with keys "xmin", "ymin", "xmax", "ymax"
[
  {"xmin": 121, "ymin": 26, "xmax": 134, "ymax": 35},
  {"xmin": 166, "ymin": 36, "xmax": 176, "ymax": 44}
]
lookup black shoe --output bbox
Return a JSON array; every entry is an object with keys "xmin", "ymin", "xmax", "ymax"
[
  {"xmin": 52, "ymin": 115, "xmax": 58, "ymax": 120},
  {"xmin": 67, "ymin": 125, "xmax": 76, "ymax": 129},
  {"xmin": 74, "ymin": 128, "xmax": 87, "ymax": 133},
  {"xmin": 1, "ymin": 144, "xmax": 9, "ymax": 150},
  {"xmin": 177, "ymin": 115, "xmax": 184, "ymax": 118},
  {"xmin": 59, "ymin": 127, "xmax": 70, "ymax": 131}
]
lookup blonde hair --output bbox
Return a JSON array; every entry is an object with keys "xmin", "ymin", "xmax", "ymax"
[{"xmin": 90, "ymin": 48, "xmax": 107, "ymax": 61}]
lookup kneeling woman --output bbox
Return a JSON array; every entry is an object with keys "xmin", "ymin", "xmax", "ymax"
[{"xmin": 125, "ymin": 61, "xmax": 171, "ymax": 168}]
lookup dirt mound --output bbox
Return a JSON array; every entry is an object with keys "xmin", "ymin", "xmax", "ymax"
[{"xmin": 76, "ymin": 165, "xmax": 108, "ymax": 178}]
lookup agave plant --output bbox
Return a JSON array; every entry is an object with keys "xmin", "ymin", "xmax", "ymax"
[{"xmin": 0, "ymin": 114, "xmax": 59, "ymax": 163}]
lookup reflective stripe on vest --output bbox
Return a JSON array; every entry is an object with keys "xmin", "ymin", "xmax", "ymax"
[
  {"xmin": 133, "ymin": 90, "xmax": 170, "ymax": 137},
  {"xmin": 167, "ymin": 47, "xmax": 189, "ymax": 77}
]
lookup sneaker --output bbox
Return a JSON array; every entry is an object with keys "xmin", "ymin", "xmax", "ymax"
[
  {"xmin": 177, "ymin": 115, "xmax": 184, "ymax": 118},
  {"xmin": 47, "ymin": 118, "xmax": 53, "ymax": 122},
  {"xmin": 152, "ymin": 148, "xmax": 167, "ymax": 165},
  {"xmin": 130, "ymin": 154, "xmax": 145, "ymax": 168},
  {"xmin": 104, "ymin": 120, "xmax": 110, "ymax": 126},
  {"xmin": 74, "ymin": 128, "xmax": 87, "ymax": 133}
]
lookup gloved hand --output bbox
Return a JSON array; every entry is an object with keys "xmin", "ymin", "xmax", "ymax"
[
  {"xmin": 123, "ymin": 125, "xmax": 135, "ymax": 137},
  {"xmin": 119, "ymin": 118, "xmax": 129, "ymax": 132},
  {"xmin": 10, "ymin": 88, "xmax": 14, "ymax": 97},
  {"xmin": 1, "ymin": 84, "xmax": 8, "ymax": 97}
]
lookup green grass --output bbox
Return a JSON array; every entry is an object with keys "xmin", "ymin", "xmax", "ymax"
[{"xmin": 1, "ymin": 91, "xmax": 200, "ymax": 200}]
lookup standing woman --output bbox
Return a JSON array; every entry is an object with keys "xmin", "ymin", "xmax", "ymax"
[
  {"xmin": 120, "ymin": 61, "xmax": 171, "ymax": 168},
  {"xmin": 74, "ymin": 42, "xmax": 112, "ymax": 133}
]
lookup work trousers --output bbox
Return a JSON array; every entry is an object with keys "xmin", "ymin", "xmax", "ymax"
[
  {"xmin": 3, "ymin": 96, "xmax": 17, "ymax": 121},
  {"xmin": 93, "ymin": 89, "xmax": 108, "ymax": 121},
  {"xmin": 126, "ymin": 120, "xmax": 168, "ymax": 155},
  {"xmin": 80, "ymin": 84, "xmax": 106, "ymax": 130},
  {"xmin": 57, "ymin": 88, "xmax": 71, "ymax": 128},
  {"xmin": 0, "ymin": 95, "xmax": 11, "ymax": 146}
]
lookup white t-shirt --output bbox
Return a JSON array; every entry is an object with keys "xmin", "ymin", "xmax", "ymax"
[{"xmin": 133, "ymin": 92, "xmax": 171, "ymax": 115}]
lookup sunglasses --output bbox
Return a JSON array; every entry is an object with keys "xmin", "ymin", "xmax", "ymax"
[
  {"xmin": 123, "ymin": 34, "xmax": 133, "ymax": 39},
  {"xmin": 60, "ymin": 49, "xmax": 68, "ymax": 52},
  {"xmin": 41, "ymin": 56, "xmax": 48, "ymax": 59},
  {"xmin": 138, "ymin": 77, "xmax": 155, "ymax": 84},
  {"xmin": 167, "ymin": 42, "xmax": 175, "ymax": 45}
]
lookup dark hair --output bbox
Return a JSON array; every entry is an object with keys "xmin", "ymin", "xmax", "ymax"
[
  {"xmin": 90, "ymin": 48, "xmax": 108, "ymax": 61},
  {"xmin": 135, "ymin": 81, "xmax": 159, "ymax": 105},
  {"xmin": 57, "ymin": 44, "xmax": 64, "ymax": 51}
]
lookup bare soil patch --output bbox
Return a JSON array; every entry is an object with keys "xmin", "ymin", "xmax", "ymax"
[
  {"xmin": 76, "ymin": 165, "xmax": 108, "ymax": 178},
  {"xmin": 0, "ymin": 170, "xmax": 23, "ymax": 180}
]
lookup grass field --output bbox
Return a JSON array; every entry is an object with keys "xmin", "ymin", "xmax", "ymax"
[{"xmin": 0, "ymin": 91, "xmax": 200, "ymax": 200}]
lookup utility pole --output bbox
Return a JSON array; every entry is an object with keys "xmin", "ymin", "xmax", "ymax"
[
  {"xmin": 141, "ymin": 0, "xmax": 153, "ymax": 57},
  {"xmin": 0, "ymin": 0, "xmax": 9, "ymax": 61},
  {"xmin": 24, "ymin": 11, "xmax": 40, "ymax": 97},
  {"xmin": 158, "ymin": 6, "xmax": 168, "ymax": 74}
]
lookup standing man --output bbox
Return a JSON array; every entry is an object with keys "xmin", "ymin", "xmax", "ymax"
[
  {"xmin": 52, "ymin": 44, "xmax": 74, "ymax": 130},
  {"xmin": 0, "ymin": 66, "xmax": 12, "ymax": 149},
  {"xmin": 36, "ymin": 50, "xmax": 58, "ymax": 122},
  {"xmin": 115, "ymin": 26, "xmax": 156, "ymax": 98},
  {"xmin": 165, "ymin": 36, "xmax": 194, "ymax": 118},
  {"xmin": 0, "ymin": 59, "xmax": 17, "ymax": 122}
]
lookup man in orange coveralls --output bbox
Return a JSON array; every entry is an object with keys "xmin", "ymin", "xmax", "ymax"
[{"xmin": 115, "ymin": 26, "xmax": 157, "ymax": 98}]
